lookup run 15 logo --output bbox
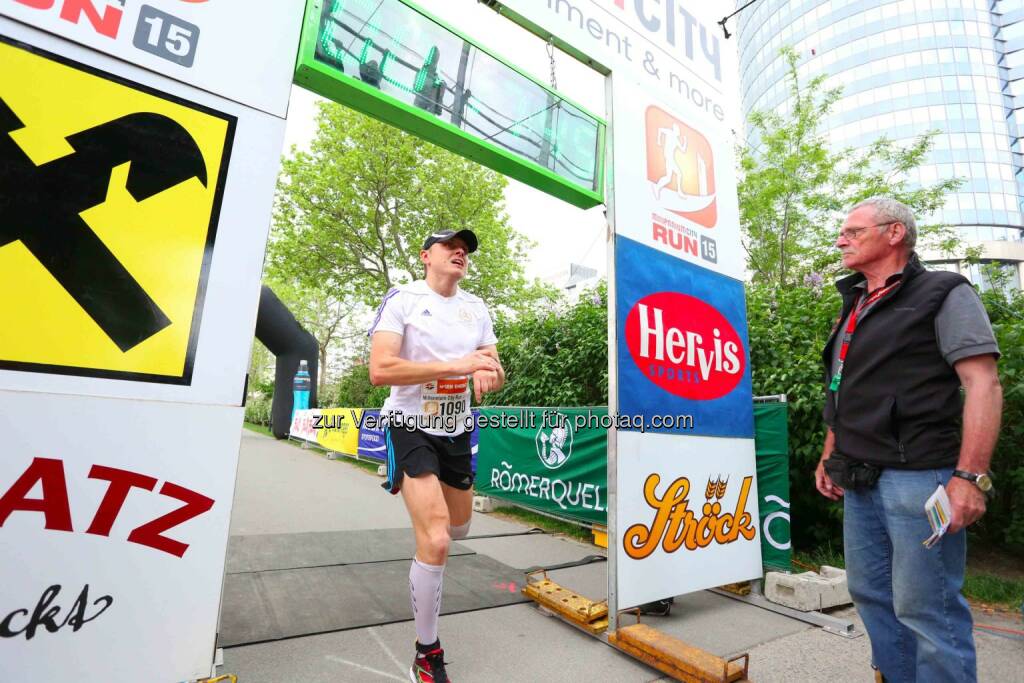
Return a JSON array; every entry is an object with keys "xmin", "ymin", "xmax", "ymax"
[
  {"xmin": 625, "ymin": 292, "xmax": 744, "ymax": 400},
  {"xmin": 13, "ymin": 0, "xmax": 124, "ymax": 38},
  {"xmin": 645, "ymin": 106, "xmax": 717, "ymax": 228}
]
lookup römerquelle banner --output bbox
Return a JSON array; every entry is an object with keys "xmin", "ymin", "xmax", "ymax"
[{"xmin": 474, "ymin": 407, "xmax": 608, "ymax": 524}]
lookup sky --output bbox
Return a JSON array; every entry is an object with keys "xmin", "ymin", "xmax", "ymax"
[{"xmin": 281, "ymin": 0, "xmax": 741, "ymax": 283}]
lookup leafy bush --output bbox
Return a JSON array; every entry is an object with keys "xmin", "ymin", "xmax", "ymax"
[
  {"xmin": 244, "ymin": 394, "xmax": 272, "ymax": 426},
  {"xmin": 324, "ymin": 363, "xmax": 389, "ymax": 408},
  {"xmin": 486, "ymin": 283, "xmax": 608, "ymax": 407},
  {"xmin": 746, "ymin": 280, "xmax": 843, "ymax": 548},
  {"xmin": 978, "ymin": 287, "xmax": 1024, "ymax": 549}
]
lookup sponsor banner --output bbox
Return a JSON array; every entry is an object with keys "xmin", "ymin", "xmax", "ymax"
[
  {"xmin": 358, "ymin": 409, "xmax": 387, "ymax": 461},
  {"xmin": 754, "ymin": 402, "xmax": 791, "ymax": 571},
  {"xmin": 316, "ymin": 408, "xmax": 362, "ymax": 456},
  {"xmin": 475, "ymin": 407, "xmax": 608, "ymax": 524},
  {"xmin": 611, "ymin": 77, "xmax": 743, "ymax": 280},
  {"xmin": 0, "ymin": 0, "xmax": 304, "ymax": 117},
  {"xmin": 288, "ymin": 408, "xmax": 360, "ymax": 456},
  {"xmin": 616, "ymin": 235, "xmax": 754, "ymax": 438},
  {"xmin": 0, "ymin": 389, "xmax": 243, "ymax": 683},
  {"xmin": 616, "ymin": 431, "xmax": 761, "ymax": 608},
  {"xmin": 291, "ymin": 408, "xmax": 483, "ymax": 465},
  {"xmin": 497, "ymin": 0, "xmax": 738, "ymax": 125},
  {"xmin": 0, "ymin": 23, "xmax": 285, "ymax": 406}
]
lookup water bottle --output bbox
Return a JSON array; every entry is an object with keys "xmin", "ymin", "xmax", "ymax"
[{"xmin": 292, "ymin": 360, "xmax": 311, "ymax": 422}]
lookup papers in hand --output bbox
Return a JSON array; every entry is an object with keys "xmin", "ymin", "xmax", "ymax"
[{"xmin": 923, "ymin": 485, "xmax": 952, "ymax": 548}]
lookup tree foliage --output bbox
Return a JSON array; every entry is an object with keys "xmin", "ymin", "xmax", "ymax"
[
  {"xmin": 267, "ymin": 101, "xmax": 543, "ymax": 310},
  {"xmin": 485, "ymin": 283, "xmax": 608, "ymax": 407},
  {"xmin": 739, "ymin": 47, "xmax": 962, "ymax": 288}
]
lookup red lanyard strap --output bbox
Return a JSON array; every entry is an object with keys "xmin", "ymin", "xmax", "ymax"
[{"xmin": 830, "ymin": 281, "xmax": 900, "ymax": 394}]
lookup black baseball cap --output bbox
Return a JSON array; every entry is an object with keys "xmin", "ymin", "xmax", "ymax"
[{"xmin": 421, "ymin": 229, "xmax": 478, "ymax": 253}]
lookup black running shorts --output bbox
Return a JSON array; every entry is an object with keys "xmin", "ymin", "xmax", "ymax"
[{"xmin": 381, "ymin": 427, "xmax": 474, "ymax": 495}]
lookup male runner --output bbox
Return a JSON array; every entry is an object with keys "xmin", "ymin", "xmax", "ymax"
[{"xmin": 368, "ymin": 228, "xmax": 504, "ymax": 683}]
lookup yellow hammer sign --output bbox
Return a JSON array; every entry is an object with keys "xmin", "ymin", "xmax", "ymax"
[{"xmin": 0, "ymin": 37, "xmax": 234, "ymax": 384}]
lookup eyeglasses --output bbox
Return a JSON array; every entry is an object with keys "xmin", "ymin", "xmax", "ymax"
[{"xmin": 837, "ymin": 221, "xmax": 896, "ymax": 241}]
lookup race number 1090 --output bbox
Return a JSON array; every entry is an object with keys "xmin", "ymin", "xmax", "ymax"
[{"xmin": 132, "ymin": 5, "xmax": 200, "ymax": 67}]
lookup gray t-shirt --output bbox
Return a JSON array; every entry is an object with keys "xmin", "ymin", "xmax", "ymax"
[{"xmin": 829, "ymin": 282, "xmax": 1000, "ymax": 380}]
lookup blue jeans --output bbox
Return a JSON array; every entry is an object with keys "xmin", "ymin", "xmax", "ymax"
[{"xmin": 844, "ymin": 467, "xmax": 976, "ymax": 682}]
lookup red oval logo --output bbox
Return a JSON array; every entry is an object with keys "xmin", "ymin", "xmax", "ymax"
[{"xmin": 625, "ymin": 292, "xmax": 745, "ymax": 400}]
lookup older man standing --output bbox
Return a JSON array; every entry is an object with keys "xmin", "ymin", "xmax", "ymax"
[{"xmin": 815, "ymin": 197, "xmax": 1002, "ymax": 682}]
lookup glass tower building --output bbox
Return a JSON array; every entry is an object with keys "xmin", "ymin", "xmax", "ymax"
[{"xmin": 737, "ymin": 0, "xmax": 1024, "ymax": 290}]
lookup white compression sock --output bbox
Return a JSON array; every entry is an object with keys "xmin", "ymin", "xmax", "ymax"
[
  {"xmin": 409, "ymin": 558, "xmax": 445, "ymax": 646},
  {"xmin": 448, "ymin": 520, "xmax": 471, "ymax": 540}
]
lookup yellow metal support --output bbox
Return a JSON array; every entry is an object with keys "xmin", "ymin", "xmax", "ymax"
[
  {"xmin": 200, "ymin": 675, "xmax": 237, "ymax": 683},
  {"xmin": 521, "ymin": 569, "xmax": 609, "ymax": 634},
  {"xmin": 609, "ymin": 620, "xmax": 750, "ymax": 683}
]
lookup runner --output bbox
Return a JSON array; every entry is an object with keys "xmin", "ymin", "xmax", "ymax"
[{"xmin": 368, "ymin": 228, "xmax": 504, "ymax": 683}]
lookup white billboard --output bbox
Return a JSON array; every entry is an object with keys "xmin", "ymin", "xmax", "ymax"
[
  {"xmin": 0, "ymin": 0, "xmax": 305, "ymax": 117},
  {"xmin": 0, "ymin": 390, "xmax": 243, "ymax": 683},
  {"xmin": 611, "ymin": 76, "xmax": 744, "ymax": 280},
  {"xmin": 0, "ymin": 18, "xmax": 284, "ymax": 407},
  {"xmin": 615, "ymin": 431, "xmax": 761, "ymax": 608}
]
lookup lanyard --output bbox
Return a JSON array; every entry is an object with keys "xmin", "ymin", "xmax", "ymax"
[{"xmin": 829, "ymin": 281, "xmax": 900, "ymax": 392}]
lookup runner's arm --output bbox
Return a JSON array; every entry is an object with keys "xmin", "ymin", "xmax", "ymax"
[{"xmin": 369, "ymin": 332, "xmax": 499, "ymax": 386}]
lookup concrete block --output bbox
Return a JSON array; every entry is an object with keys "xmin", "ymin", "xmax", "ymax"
[
  {"xmin": 473, "ymin": 495, "xmax": 495, "ymax": 513},
  {"xmin": 376, "ymin": 464, "xmax": 387, "ymax": 478},
  {"xmin": 764, "ymin": 567, "xmax": 852, "ymax": 612}
]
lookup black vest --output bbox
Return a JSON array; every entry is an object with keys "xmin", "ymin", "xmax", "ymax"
[{"xmin": 822, "ymin": 257, "xmax": 968, "ymax": 469}]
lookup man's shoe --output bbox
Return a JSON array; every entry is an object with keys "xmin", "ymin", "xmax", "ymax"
[{"xmin": 410, "ymin": 641, "xmax": 450, "ymax": 683}]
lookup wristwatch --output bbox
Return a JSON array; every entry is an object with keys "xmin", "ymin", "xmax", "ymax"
[{"xmin": 952, "ymin": 470, "xmax": 994, "ymax": 494}]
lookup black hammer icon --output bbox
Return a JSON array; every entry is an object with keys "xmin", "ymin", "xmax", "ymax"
[{"xmin": 0, "ymin": 96, "xmax": 208, "ymax": 352}]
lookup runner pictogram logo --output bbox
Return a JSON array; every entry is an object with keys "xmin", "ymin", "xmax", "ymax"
[
  {"xmin": 645, "ymin": 106, "xmax": 717, "ymax": 228},
  {"xmin": 0, "ymin": 37, "xmax": 235, "ymax": 384}
]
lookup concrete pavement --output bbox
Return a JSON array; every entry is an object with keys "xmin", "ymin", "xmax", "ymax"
[{"xmin": 219, "ymin": 429, "xmax": 1024, "ymax": 682}]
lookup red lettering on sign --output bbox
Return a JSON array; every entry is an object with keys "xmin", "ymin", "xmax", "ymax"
[
  {"xmin": 85, "ymin": 465, "xmax": 158, "ymax": 537},
  {"xmin": 652, "ymin": 224, "xmax": 699, "ymax": 256},
  {"xmin": 127, "ymin": 482, "xmax": 214, "ymax": 558},
  {"xmin": 625, "ymin": 292, "xmax": 745, "ymax": 400},
  {"xmin": 0, "ymin": 459, "xmax": 215, "ymax": 558},
  {"xmin": 13, "ymin": 0, "xmax": 56, "ymax": 9},
  {"xmin": 0, "ymin": 457, "xmax": 73, "ymax": 532},
  {"xmin": 60, "ymin": 0, "xmax": 123, "ymax": 38}
]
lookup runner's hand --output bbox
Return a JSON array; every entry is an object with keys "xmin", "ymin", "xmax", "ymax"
[
  {"xmin": 472, "ymin": 369, "xmax": 500, "ymax": 402},
  {"xmin": 450, "ymin": 351, "xmax": 499, "ymax": 376}
]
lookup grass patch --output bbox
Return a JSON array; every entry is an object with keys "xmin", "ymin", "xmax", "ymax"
[
  {"xmin": 490, "ymin": 505, "xmax": 594, "ymax": 544},
  {"xmin": 795, "ymin": 543, "xmax": 1024, "ymax": 610},
  {"xmin": 963, "ymin": 573, "xmax": 1024, "ymax": 609},
  {"xmin": 243, "ymin": 422, "xmax": 274, "ymax": 438},
  {"xmin": 792, "ymin": 543, "xmax": 845, "ymax": 572}
]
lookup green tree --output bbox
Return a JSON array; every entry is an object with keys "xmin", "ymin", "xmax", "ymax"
[
  {"xmin": 267, "ymin": 101, "xmax": 545, "ymax": 311},
  {"xmin": 739, "ymin": 47, "xmax": 962, "ymax": 288},
  {"xmin": 265, "ymin": 278, "xmax": 365, "ymax": 394}
]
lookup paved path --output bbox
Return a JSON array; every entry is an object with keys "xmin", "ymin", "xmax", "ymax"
[{"xmin": 220, "ymin": 430, "xmax": 1024, "ymax": 681}]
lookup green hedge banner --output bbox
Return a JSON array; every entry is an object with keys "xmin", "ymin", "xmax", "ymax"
[
  {"xmin": 753, "ymin": 402, "xmax": 791, "ymax": 571},
  {"xmin": 474, "ymin": 403, "xmax": 791, "ymax": 570},
  {"xmin": 475, "ymin": 407, "xmax": 608, "ymax": 524}
]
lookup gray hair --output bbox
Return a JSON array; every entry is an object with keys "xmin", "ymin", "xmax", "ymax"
[{"xmin": 849, "ymin": 196, "xmax": 917, "ymax": 251}]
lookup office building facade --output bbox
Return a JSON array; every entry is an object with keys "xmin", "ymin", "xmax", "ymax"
[{"xmin": 737, "ymin": 0, "xmax": 1024, "ymax": 290}]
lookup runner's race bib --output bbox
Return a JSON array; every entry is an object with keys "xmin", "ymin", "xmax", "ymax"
[{"xmin": 421, "ymin": 377, "xmax": 469, "ymax": 422}]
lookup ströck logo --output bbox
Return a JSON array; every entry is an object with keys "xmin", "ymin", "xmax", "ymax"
[{"xmin": 625, "ymin": 292, "xmax": 744, "ymax": 400}]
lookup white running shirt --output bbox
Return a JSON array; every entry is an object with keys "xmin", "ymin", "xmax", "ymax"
[{"xmin": 369, "ymin": 280, "xmax": 497, "ymax": 436}]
